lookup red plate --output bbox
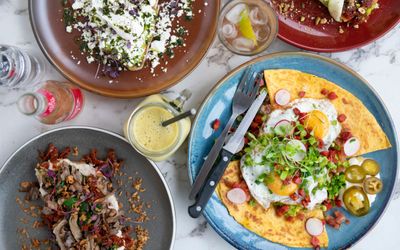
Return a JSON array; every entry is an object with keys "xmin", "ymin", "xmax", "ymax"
[{"xmin": 270, "ymin": 0, "xmax": 400, "ymax": 52}]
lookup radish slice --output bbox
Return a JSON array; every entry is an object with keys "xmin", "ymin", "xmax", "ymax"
[
  {"xmin": 227, "ymin": 188, "xmax": 247, "ymax": 204},
  {"xmin": 286, "ymin": 139, "xmax": 307, "ymax": 161},
  {"xmin": 275, "ymin": 89, "xmax": 291, "ymax": 106},
  {"xmin": 305, "ymin": 218, "xmax": 324, "ymax": 236},
  {"xmin": 274, "ymin": 119, "xmax": 291, "ymax": 128},
  {"xmin": 274, "ymin": 119, "xmax": 293, "ymax": 136},
  {"xmin": 343, "ymin": 137, "xmax": 360, "ymax": 156}
]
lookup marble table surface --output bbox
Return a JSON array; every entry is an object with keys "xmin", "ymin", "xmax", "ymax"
[{"xmin": 1, "ymin": 1, "xmax": 399, "ymax": 249}]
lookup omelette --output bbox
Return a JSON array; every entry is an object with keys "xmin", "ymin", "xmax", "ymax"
[{"xmin": 216, "ymin": 69, "xmax": 390, "ymax": 248}]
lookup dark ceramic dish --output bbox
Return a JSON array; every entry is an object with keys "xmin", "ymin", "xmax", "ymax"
[{"xmin": 0, "ymin": 126, "xmax": 175, "ymax": 249}]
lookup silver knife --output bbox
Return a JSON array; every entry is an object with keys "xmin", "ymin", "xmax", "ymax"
[{"xmin": 188, "ymin": 90, "xmax": 267, "ymax": 218}]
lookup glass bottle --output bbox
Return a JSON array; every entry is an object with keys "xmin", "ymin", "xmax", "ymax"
[
  {"xmin": 17, "ymin": 80, "xmax": 84, "ymax": 124},
  {"xmin": 0, "ymin": 45, "xmax": 46, "ymax": 89}
]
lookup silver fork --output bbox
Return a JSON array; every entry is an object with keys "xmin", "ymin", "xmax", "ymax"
[{"xmin": 189, "ymin": 66, "xmax": 260, "ymax": 199}]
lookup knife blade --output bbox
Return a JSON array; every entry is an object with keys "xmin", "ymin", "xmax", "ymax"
[{"xmin": 188, "ymin": 90, "xmax": 267, "ymax": 218}]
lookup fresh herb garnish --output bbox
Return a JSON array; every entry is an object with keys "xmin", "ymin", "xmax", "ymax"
[
  {"xmin": 255, "ymin": 173, "xmax": 267, "ymax": 184},
  {"xmin": 242, "ymin": 121, "xmax": 349, "ymax": 200},
  {"xmin": 326, "ymin": 173, "xmax": 346, "ymax": 199},
  {"xmin": 63, "ymin": 197, "xmax": 78, "ymax": 210}
]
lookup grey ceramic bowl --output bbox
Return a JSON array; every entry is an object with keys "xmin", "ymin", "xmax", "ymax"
[{"xmin": 0, "ymin": 126, "xmax": 175, "ymax": 249}]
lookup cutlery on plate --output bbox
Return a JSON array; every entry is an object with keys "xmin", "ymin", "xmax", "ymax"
[
  {"xmin": 188, "ymin": 90, "xmax": 267, "ymax": 218},
  {"xmin": 189, "ymin": 66, "xmax": 261, "ymax": 200}
]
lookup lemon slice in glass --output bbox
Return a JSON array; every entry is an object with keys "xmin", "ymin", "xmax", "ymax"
[{"xmin": 238, "ymin": 8, "xmax": 257, "ymax": 46}]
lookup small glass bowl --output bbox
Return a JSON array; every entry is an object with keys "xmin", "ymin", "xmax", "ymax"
[
  {"xmin": 125, "ymin": 103, "xmax": 183, "ymax": 161},
  {"xmin": 218, "ymin": 0, "xmax": 279, "ymax": 56}
]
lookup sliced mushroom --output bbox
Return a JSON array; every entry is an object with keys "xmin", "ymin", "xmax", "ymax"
[
  {"xmin": 44, "ymin": 196, "xmax": 58, "ymax": 210},
  {"xmin": 65, "ymin": 232, "xmax": 75, "ymax": 248},
  {"xmin": 53, "ymin": 219, "xmax": 68, "ymax": 250},
  {"xmin": 60, "ymin": 166, "xmax": 71, "ymax": 181},
  {"xmin": 69, "ymin": 213, "xmax": 82, "ymax": 241}
]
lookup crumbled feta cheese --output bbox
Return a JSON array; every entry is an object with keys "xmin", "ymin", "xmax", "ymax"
[
  {"xmin": 66, "ymin": 26, "xmax": 72, "ymax": 33},
  {"xmin": 64, "ymin": 0, "xmax": 194, "ymax": 73}
]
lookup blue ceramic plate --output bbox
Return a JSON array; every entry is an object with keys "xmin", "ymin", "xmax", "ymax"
[{"xmin": 188, "ymin": 52, "xmax": 398, "ymax": 249}]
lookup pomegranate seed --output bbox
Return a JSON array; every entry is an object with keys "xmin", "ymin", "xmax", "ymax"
[
  {"xmin": 212, "ymin": 119, "xmax": 220, "ymax": 131},
  {"xmin": 281, "ymin": 205, "xmax": 289, "ymax": 213},
  {"xmin": 285, "ymin": 216, "xmax": 295, "ymax": 222},
  {"xmin": 311, "ymin": 236, "xmax": 320, "ymax": 248},
  {"xmin": 254, "ymin": 114, "xmax": 263, "ymax": 124},
  {"xmin": 320, "ymin": 151, "xmax": 329, "ymax": 157},
  {"xmin": 301, "ymin": 199, "xmax": 309, "ymax": 207},
  {"xmin": 328, "ymin": 92, "xmax": 338, "ymax": 100},
  {"xmin": 283, "ymin": 177, "xmax": 292, "ymax": 185},
  {"xmin": 290, "ymin": 193, "xmax": 299, "ymax": 201},
  {"xmin": 276, "ymin": 205, "xmax": 289, "ymax": 217},
  {"xmin": 321, "ymin": 88, "xmax": 329, "ymax": 95},
  {"xmin": 250, "ymin": 121, "xmax": 259, "ymax": 129},
  {"xmin": 340, "ymin": 131, "xmax": 353, "ymax": 141},
  {"xmin": 345, "ymin": 219, "xmax": 350, "ymax": 224},
  {"xmin": 293, "ymin": 107, "xmax": 301, "ymax": 115},
  {"xmin": 297, "ymin": 212, "xmax": 305, "ymax": 220},
  {"xmin": 276, "ymin": 210, "xmax": 284, "ymax": 217},
  {"xmin": 323, "ymin": 200, "xmax": 332, "ymax": 210},
  {"xmin": 298, "ymin": 189, "xmax": 305, "ymax": 197},
  {"xmin": 292, "ymin": 176, "xmax": 302, "ymax": 184},
  {"xmin": 335, "ymin": 199, "xmax": 343, "ymax": 207},
  {"xmin": 337, "ymin": 114, "xmax": 347, "ymax": 122},
  {"xmin": 298, "ymin": 91, "xmax": 306, "ymax": 98},
  {"xmin": 318, "ymin": 139, "xmax": 324, "ymax": 148}
]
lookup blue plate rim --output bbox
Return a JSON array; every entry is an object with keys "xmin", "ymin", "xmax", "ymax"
[
  {"xmin": 187, "ymin": 51, "xmax": 399, "ymax": 249},
  {"xmin": 0, "ymin": 125, "xmax": 176, "ymax": 250}
]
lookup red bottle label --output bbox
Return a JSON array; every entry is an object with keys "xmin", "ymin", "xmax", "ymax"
[
  {"xmin": 65, "ymin": 88, "xmax": 84, "ymax": 121},
  {"xmin": 38, "ymin": 89, "xmax": 56, "ymax": 118}
]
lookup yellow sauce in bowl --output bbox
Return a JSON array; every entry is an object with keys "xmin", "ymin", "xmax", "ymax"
[
  {"xmin": 131, "ymin": 106, "xmax": 179, "ymax": 153},
  {"xmin": 124, "ymin": 94, "xmax": 191, "ymax": 162}
]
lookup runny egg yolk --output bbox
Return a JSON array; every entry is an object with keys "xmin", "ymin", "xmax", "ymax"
[
  {"xmin": 265, "ymin": 173, "xmax": 298, "ymax": 196},
  {"xmin": 303, "ymin": 110, "xmax": 329, "ymax": 139}
]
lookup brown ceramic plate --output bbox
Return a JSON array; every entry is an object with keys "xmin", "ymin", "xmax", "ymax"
[{"xmin": 29, "ymin": 0, "xmax": 220, "ymax": 98}]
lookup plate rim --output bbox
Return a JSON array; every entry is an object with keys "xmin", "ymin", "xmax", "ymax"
[
  {"xmin": 276, "ymin": 14, "xmax": 400, "ymax": 52},
  {"xmin": 187, "ymin": 51, "xmax": 399, "ymax": 249},
  {"xmin": 0, "ymin": 125, "xmax": 176, "ymax": 250},
  {"xmin": 28, "ymin": 0, "xmax": 220, "ymax": 98}
]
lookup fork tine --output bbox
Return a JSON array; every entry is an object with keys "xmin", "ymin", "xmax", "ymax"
[
  {"xmin": 250, "ymin": 82, "xmax": 260, "ymax": 98},
  {"xmin": 248, "ymin": 73, "xmax": 262, "ymax": 97},
  {"xmin": 244, "ymin": 71, "xmax": 258, "ymax": 95},
  {"xmin": 237, "ymin": 65, "xmax": 253, "ymax": 92}
]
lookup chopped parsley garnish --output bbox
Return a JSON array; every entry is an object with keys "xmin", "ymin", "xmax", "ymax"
[{"xmin": 326, "ymin": 173, "xmax": 346, "ymax": 199}]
